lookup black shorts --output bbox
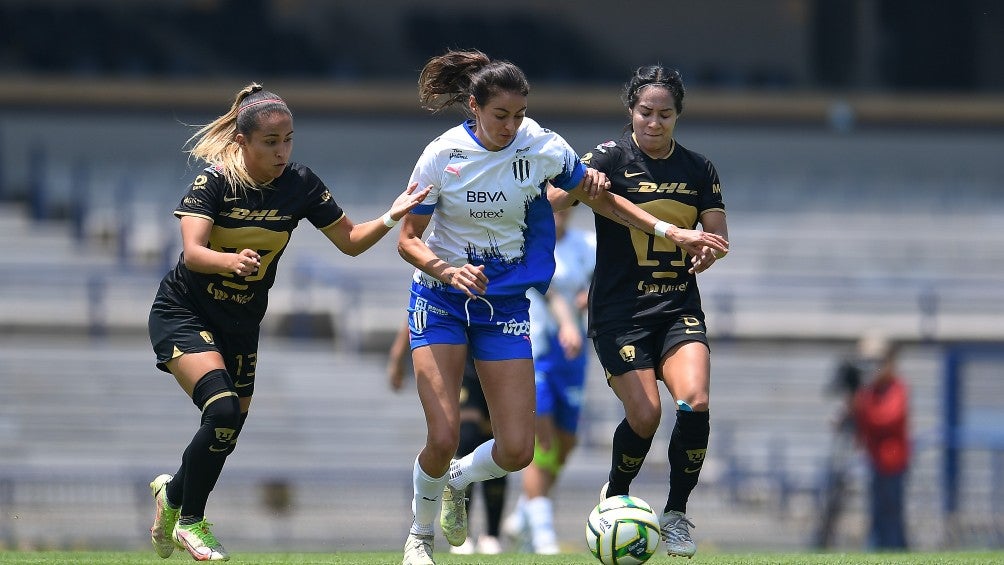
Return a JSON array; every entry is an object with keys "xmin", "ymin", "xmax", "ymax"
[
  {"xmin": 592, "ymin": 315, "xmax": 709, "ymax": 378},
  {"xmin": 149, "ymin": 298, "xmax": 260, "ymax": 398},
  {"xmin": 458, "ymin": 356, "xmax": 489, "ymax": 419}
]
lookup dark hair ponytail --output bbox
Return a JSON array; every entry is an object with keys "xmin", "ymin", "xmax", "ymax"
[{"xmin": 418, "ymin": 49, "xmax": 529, "ymax": 115}]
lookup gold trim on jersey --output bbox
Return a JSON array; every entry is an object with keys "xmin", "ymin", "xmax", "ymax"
[
  {"xmin": 319, "ymin": 212, "xmax": 347, "ymax": 233},
  {"xmin": 174, "ymin": 211, "xmax": 214, "ymax": 222},
  {"xmin": 630, "ymin": 134, "xmax": 676, "ymax": 160}
]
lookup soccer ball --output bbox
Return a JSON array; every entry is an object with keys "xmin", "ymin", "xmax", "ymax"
[{"xmin": 585, "ymin": 495, "xmax": 661, "ymax": 565}]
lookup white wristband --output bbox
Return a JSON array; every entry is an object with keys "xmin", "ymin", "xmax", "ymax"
[
  {"xmin": 382, "ymin": 212, "xmax": 399, "ymax": 228},
  {"xmin": 653, "ymin": 221, "xmax": 674, "ymax": 239}
]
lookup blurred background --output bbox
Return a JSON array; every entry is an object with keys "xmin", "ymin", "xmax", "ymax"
[{"xmin": 1, "ymin": 0, "xmax": 1003, "ymax": 555}]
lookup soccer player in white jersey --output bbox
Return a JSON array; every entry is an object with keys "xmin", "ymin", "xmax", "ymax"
[{"xmin": 396, "ymin": 49, "xmax": 729, "ymax": 565}]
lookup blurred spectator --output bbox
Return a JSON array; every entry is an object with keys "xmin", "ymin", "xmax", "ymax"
[
  {"xmin": 851, "ymin": 332, "xmax": 911, "ymax": 551},
  {"xmin": 812, "ymin": 343, "xmax": 865, "ymax": 549}
]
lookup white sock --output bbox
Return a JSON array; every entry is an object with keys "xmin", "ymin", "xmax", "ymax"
[
  {"xmin": 509, "ymin": 493, "xmax": 527, "ymax": 530},
  {"xmin": 411, "ymin": 456, "xmax": 446, "ymax": 536},
  {"xmin": 448, "ymin": 439, "xmax": 508, "ymax": 490},
  {"xmin": 525, "ymin": 496, "xmax": 557, "ymax": 550}
]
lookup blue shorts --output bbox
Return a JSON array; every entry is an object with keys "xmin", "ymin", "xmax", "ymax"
[
  {"xmin": 407, "ymin": 282, "xmax": 532, "ymax": 361},
  {"xmin": 534, "ymin": 332, "xmax": 588, "ymax": 433}
]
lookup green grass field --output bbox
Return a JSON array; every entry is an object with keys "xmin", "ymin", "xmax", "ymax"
[{"xmin": 0, "ymin": 551, "xmax": 1002, "ymax": 565}]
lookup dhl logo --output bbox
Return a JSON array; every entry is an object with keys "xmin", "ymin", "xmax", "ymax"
[{"xmin": 626, "ymin": 182, "xmax": 697, "ymax": 195}]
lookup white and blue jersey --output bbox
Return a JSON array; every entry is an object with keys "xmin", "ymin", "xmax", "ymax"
[{"xmin": 408, "ymin": 117, "xmax": 587, "ymax": 298}]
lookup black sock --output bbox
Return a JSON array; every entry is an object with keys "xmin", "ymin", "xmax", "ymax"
[
  {"xmin": 178, "ymin": 428, "xmax": 230, "ymax": 521},
  {"xmin": 166, "ymin": 463, "xmax": 184, "ymax": 510},
  {"xmin": 607, "ymin": 418, "xmax": 653, "ymax": 496},
  {"xmin": 457, "ymin": 420, "xmax": 483, "ymax": 527},
  {"xmin": 482, "ymin": 474, "xmax": 508, "ymax": 537},
  {"xmin": 177, "ymin": 433, "xmax": 228, "ymax": 524},
  {"xmin": 458, "ymin": 420, "xmax": 482, "ymax": 458},
  {"xmin": 166, "ymin": 411, "xmax": 247, "ymax": 511},
  {"xmin": 176, "ymin": 370, "xmax": 243, "ymax": 522},
  {"xmin": 665, "ymin": 410, "xmax": 710, "ymax": 514}
]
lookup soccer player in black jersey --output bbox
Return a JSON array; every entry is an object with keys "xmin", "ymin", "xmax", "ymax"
[
  {"xmin": 146, "ymin": 83, "xmax": 430, "ymax": 562},
  {"xmin": 561, "ymin": 65, "xmax": 730, "ymax": 558}
]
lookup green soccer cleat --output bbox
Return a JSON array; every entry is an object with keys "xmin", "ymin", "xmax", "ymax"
[
  {"xmin": 439, "ymin": 482, "xmax": 468, "ymax": 547},
  {"xmin": 173, "ymin": 519, "xmax": 230, "ymax": 561},
  {"xmin": 402, "ymin": 532, "xmax": 435, "ymax": 565},
  {"xmin": 149, "ymin": 474, "xmax": 179, "ymax": 558}
]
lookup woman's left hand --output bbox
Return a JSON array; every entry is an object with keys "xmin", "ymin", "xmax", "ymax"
[
  {"xmin": 689, "ymin": 246, "xmax": 724, "ymax": 274},
  {"xmin": 386, "ymin": 182, "xmax": 433, "ymax": 222},
  {"xmin": 579, "ymin": 168, "xmax": 610, "ymax": 200}
]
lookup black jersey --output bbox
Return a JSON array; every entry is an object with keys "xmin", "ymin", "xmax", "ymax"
[
  {"xmin": 155, "ymin": 163, "xmax": 345, "ymax": 332},
  {"xmin": 581, "ymin": 133, "xmax": 725, "ymax": 336}
]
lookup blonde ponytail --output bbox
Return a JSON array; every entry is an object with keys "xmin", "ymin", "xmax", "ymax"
[{"xmin": 186, "ymin": 83, "xmax": 290, "ymax": 190}]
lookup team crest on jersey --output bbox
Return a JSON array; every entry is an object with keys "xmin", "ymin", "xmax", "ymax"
[
  {"xmin": 512, "ymin": 158, "xmax": 531, "ymax": 182},
  {"xmin": 192, "ymin": 174, "xmax": 208, "ymax": 188},
  {"xmin": 320, "ymin": 190, "xmax": 332, "ymax": 202}
]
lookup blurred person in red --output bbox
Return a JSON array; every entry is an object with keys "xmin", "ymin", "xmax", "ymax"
[{"xmin": 852, "ymin": 332, "xmax": 910, "ymax": 551}]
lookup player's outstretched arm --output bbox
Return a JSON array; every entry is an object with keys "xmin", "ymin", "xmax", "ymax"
[
  {"xmin": 322, "ymin": 182, "xmax": 431, "ymax": 256},
  {"xmin": 566, "ymin": 187, "xmax": 729, "ymax": 259}
]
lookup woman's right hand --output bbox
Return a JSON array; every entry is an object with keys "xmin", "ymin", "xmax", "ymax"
[
  {"xmin": 229, "ymin": 249, "xmax": 260, "ymax": 277},
  {"xmin": 557, "ymin": 321, "xmax": 583, "ymax": 359},
  {"xmin": 443, "ymin": 264, "xmax": 488, "ymax": 297}
]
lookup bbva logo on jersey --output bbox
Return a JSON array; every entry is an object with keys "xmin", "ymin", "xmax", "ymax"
[{"xmin": 467, "ymin": 190, "xmax": 507, "ymax": 203}]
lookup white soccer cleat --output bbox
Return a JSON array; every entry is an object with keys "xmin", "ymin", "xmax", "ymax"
[
  {"xmin": 501, "ymin": 509, "xmax": 531, "ymax": 553},
  {"xmin": 402, "ymin": 532, "xmax": 435, "ymax": 565},
  {"xmin": 475, "ymin": 534, "xmax": 502, "ymax": 554},
  {"xmin": 448, "ymin": 537, "xmax": 474, "ymax": 555},
  {"xmin": 532, "ymin": 535, "xmax": 561, "ymax": 555},
  {"xmin": 660, "ymin": 510, "xmax": 697, "ymax": 558}
]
